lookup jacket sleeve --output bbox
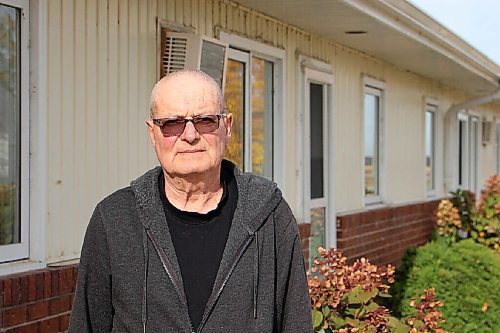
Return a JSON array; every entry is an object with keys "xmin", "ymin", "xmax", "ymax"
[
  {"xmin": 275, "ymin": 200, "xmax": 313, "ymax": 333},
  {"xmin": 68, "ymin": 205, "xmax": 113, "ymax": 332}
]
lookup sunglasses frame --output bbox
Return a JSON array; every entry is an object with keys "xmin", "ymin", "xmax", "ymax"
[{"xmin": 152, "ymin": 113, "xmax": 227, "ymax": 136}]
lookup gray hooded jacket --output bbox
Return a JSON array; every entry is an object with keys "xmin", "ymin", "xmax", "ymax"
[{"xmin": 68, "ymin": 161, "xmax": 313, "ymax": 332}]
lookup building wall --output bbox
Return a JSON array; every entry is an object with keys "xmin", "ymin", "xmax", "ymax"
[
  {"xmin": 0, "ymin": 265, "xmax": 76, "ymax": 332},
  {"xmin": 42, "ymin": 0, "xmax": 500, "ymax": 263}
]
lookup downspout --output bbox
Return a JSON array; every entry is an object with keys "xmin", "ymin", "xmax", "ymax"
[{"xmin": 444, "ymin": 87, "xmax": 500, "ymax": 193}]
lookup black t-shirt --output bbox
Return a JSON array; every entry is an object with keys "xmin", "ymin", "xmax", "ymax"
[{"xmin": 158, "ymin": 169, "xmax": 237, "ymax": 330}]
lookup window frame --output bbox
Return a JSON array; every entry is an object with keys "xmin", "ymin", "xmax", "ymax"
[
  {"xmin": 425, "ymin": 102, "xmax": 438, "ymax": 197},
  {"xmin": 0, "ymin": 0, "xmax": 30, "ymax": 263},
  {"xmin": 304, "ymin": 67, "xmax": 335, "ymax": 253},
  {"xmin": 362, "ymin": 77, "xmax": 385, "ymax": 206},
  {"xmin": 496, "ymin": 119, "xmax": 500, "ymax": 174},
  {"xmin": 457, "ymin": 112, "xmax": 480, "ymax": 194},
  {"xmin": 219, "ymin": 32, "xmax": 286, "ymax": 186}
]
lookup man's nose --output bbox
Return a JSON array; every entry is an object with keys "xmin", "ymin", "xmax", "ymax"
[{"xmin": 180, "ymin": 120, "xmax": 200, "ymax": 143}]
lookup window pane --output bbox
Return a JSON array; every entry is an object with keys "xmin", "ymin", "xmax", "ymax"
[
  {"xmin": 364, "ymin": 94, "xmax": 379, "ymax": 196},
  {"xmin": 309, "ymin": 207, "xmax": 325, "ymax": 264},
  {"xmin": 224, "ymin": 59, "xmax": 245, "ymax": 170},
  {"xmin": 251, "ymin": 57, "xmax": 273, "ymax": 179},
  {"xmin": 310, "ymin": 83, "xmax": 324, "ymax": 199},
  {"xmin": 425, "ymin": 110, "xmax": 434, "ymax": 191},
  {"xmin": 458, "ymin": 120, "xmax": 465, "ymax": 186},
  {"xmin": 0, "ymin": 4, "xmax": 21, "ymax": 245},
  {"xmin": 469, "ymin": 119, "xmax": 478, "ymax": 192},
  {"xmin": 497, "ymin": 124, "xmax": 500, "ymax": 174}
]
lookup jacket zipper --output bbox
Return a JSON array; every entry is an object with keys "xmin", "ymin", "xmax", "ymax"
[
  {"xmin": 146, "ymin": 229, "xmax": 196, "ymax": 333},
  {"xmin": 196, "ymin": 234, "xmax": 255, "ymax": 333}
]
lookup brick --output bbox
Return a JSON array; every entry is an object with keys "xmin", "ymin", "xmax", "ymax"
[
  {"xmin": 5, "ymin": 322, "xmax": 39, "ymax": 333},
  {"xmin": 51, "ymin": 270, "xmax": 59, "ymax": 297},
  {"xmin": 27, "ymin": 300, "xmax": 49, "ymax": 321},
  {"xmin": 3, "ymin": 305, "xmax": 27, "ymax": 327},
  {"xmin": 20, "ymin": 276, "xmax": 28, "ymax": 304},
  {"xmin": 12, "ymin": 277, "xmax": 20, "ymax": 305},
  {"xmin": 28, "ymin": 274, "xmax": 37, "ymax": 302},
  {"xmin": 43, "ymin": 272, "xmax": 51, "ymax": 299},
  {"xmin": 36, "ymin": 273, "xmax": 44, "ymax": 300},
  {"xmin": 0, "ymin": 279, "xmax": 3, "ymax": 308},
  {"xmin": 58, "ymin": 269, "xmax": 66, "ymax": 295},
  {"xmin": 3, "ymin": 279, "xmax": 12, "ymax": 306},
  {"xmin": 59, "ymin": 313, "xmax": 70, "ymax": 331},
  {"xmin": 49, "ymin": 295, "xmax": 71, "ymax": 315},
  {"xmin": 39, "ymin": 317, "xmax": 60, "ymax": 333}
]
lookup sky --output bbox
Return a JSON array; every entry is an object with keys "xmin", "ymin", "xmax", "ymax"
[{"xmin": 409, "ymin": 0, "xmax": 500, "ymax": 66}]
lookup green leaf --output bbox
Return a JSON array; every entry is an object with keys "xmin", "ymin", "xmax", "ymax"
[
  {"xmin": 413, "ymin": 319, "xmax": 425, "ymax": 328},
  {"xmin": 364, "ymin": 302, "xmax": 380, "ymax": 313},
  {"xmin": 312, "ymin": 309, "xmax": 323, "ymax": 329},
  {"xmin": 321, "ymin": 306, "xmax": 330, "ymax": 318},
  {"xmin": 330, "ymin": 315, "xmax": 345, "ymax": 328},
  {"xmin": 387, "ymin": 317, "xmax": 410, "ymax": 333},
  {"xmin": 346, "ymin": 285, "xmax": 378, "ymax": 304}
]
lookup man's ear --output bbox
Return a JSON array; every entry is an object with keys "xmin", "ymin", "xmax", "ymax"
[
  {"xmin": 225, "ymin": 113, "xmax": 233, "ymax": 141},
  {"xmin": 146, "ymin": 119, "xmax": 156, "ymax": 147}
]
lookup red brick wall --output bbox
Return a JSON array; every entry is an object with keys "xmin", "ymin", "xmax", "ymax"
[
  {"xmin": 298, "ymin": 200, "xmax": 440, "ymax": 267},
  {"xmin": 336, "ymin": 200, "xmax": 440, "ymax": 266},
  {"xmin": 0, "ymin": 265, "xmax": 77, "ymax": 333}
]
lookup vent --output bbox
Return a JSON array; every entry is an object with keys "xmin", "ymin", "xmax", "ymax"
[
  {"xmin": 482, "ymin": 119, "xmax": 492, "ymax": 145},
  {"xmin": 160, "ymin": 30, "xmax": 227, "ymax": 89}
]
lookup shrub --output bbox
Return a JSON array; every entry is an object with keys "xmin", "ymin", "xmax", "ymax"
[
  {"xmin": 391, "ymin": 239, "xmax": 500, "ymax": 332},
  {"xmin": 471, "ymin": 175, "xmax": 500, "ymax": 250},
  {"xmin": 308, "ymin": 247, "xmax": 447, "ymax": 332}
]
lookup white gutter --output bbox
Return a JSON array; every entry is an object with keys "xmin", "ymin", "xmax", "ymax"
[{"xmin": 444, "ymin": 87, "xmax": 500, "ymax": 193}]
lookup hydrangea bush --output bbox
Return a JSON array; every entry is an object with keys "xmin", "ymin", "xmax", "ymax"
[{"xmin": 308, "ymin": 247, "xmax": 447, "ymax": 333}]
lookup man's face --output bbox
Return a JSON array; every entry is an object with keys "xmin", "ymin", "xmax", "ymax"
[{"xmin": 147, "ymin": 75, "xmax": 232, "ymax": 177}]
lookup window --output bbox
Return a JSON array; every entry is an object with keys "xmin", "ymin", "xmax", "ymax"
[
  {"xmin": 303, "ymin": 68, "xmax": 333, "ymax": 263},
  {"xmin": 0, "ymin": 0, "xmax": 29, "ymax": 263},
  {"xmin": 363, "ymin": 81, "xmax": 384, "ymax": 204},
  {"xmin": 221, "ymin": 33, "xmax": 284, "ymax": 181},
  {"xmin": 458, "ymin": 113, "xmax": 480, "ymax": 194},
  {"xmin": 425, "ymin": 104, "xmax": 436, "ymax": 195},
  {"xmin": 497, "ymin": 121, "xmax": 500, "ymax": 174}
]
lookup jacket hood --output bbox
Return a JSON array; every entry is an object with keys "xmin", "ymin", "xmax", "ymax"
[{"xmin": 130, "ymin": 159, "xmax": 283, "ymax": 234}]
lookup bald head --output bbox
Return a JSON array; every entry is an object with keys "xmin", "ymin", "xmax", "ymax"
[{"xmin": 149, "ymin": 70, "xmax": 225, "ymax": 118}]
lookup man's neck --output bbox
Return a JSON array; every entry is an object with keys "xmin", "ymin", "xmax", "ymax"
[{"xmin": 162, "ymin": 168, "xmax": 223, "ymax": 214}]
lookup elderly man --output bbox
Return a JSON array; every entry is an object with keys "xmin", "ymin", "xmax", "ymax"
[{"xmin": 69, "ymin": 70, "xmax": 312, "ymax": 332}]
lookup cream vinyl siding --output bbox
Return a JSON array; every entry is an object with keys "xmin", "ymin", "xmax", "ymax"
[{"xmin": 44, "ymin": 0, "xmax": 500, "ymax": 262}]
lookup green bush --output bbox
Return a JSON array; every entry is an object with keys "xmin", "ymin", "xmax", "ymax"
[{"xmin": 391, "ymin": 239, "xmax": 500, "ymax": 332}]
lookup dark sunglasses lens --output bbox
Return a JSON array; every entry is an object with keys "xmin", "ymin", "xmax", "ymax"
[
  {"xmin": 160, "ymin": 119, "xmax": 185, "ymax": 135},
  {"xmin": 193, "ymin": 116, "xmax": 218, "ymax": 133}
]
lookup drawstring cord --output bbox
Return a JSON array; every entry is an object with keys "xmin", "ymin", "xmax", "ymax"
[
  {"xmin": 142, "ymin": 227, "xmax": 149, "ymax": 332},
  {"xmin": 253, "ymin": 231, "xmax": 259, "ymax": 319}
]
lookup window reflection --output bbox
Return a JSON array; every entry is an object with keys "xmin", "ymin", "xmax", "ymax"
[
  {"xmin": 425, "ymin": 110, "xmax": 435, "ymax": 191},
  {"xmin": 224, "ymin": 59, "xmax": 245, "ymax": 170},
  {"xmin": 0, "ymin": 4, "xmax": 21, "ymax": 245},
  {"xmin": 251, "ymin": 57, "xmax": 273, "ymax": 179},
  {"xmin": 364, "ymin": 93, "xmax": 379, "ymax": 197},
  {"xmin": 309, "ymin": 207, "xmax": 325, "ymax": 264}
]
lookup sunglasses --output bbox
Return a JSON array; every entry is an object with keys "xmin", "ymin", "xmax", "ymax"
[{"xmin": 152, "ymin": 113, "xmax": 226, "ymax": 136}]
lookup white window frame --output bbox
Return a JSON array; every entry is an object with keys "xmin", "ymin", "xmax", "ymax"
[
  {"xmin": 300, "ymin": 58, "xmax": 336, "ymax": 251},
  {"xmin": 425, "ymin": 100, "xmax": 438, "ymax": 197},
  {"xmin": 457, "ymin": 112, "xmax": 480, "ymax": 194},
  {"xmin": 496, "ymin": 119, "xmax": 500, "ymax": 174},
  {"xmin": 469, "ymin": 115, "xmax": 480, "ymax": 194},
  {"xmin": 0, "ymin": 0, "xmax": 30, "ymax": 263},
  {"xmin": 219, "ymin": 32, "xmax": 286, "ymax": 187},
  {"xmin": 362, "ymin": 77, "xmax": 385, "ymax": 206}
]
